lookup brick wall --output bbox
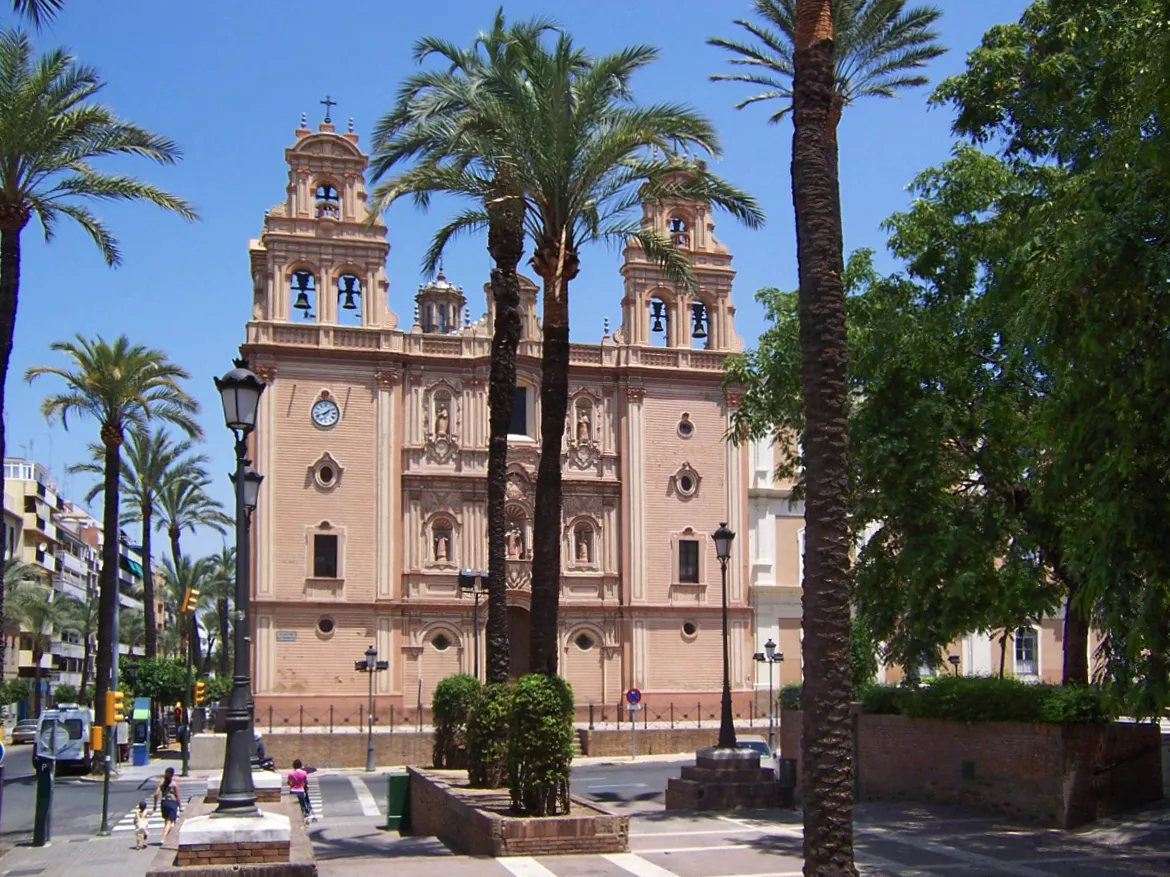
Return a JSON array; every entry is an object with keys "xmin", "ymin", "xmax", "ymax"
[
  {"xmin": 264, "ymin": 730, "xmax": 432, "ymax": 769},
  {"xmin": 780, "ymin": 709, "xmax": 1163, "ymax": 828},
  {"xmin": 579, "ymin": 724, "xmax": 757, "ymax": 758}
]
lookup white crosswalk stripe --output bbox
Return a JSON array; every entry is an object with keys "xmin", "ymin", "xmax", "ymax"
[
  {"xmin": 306, "ymin": 775, "xmax": 324, "ymax": 819},
  {"xmin": 112, "ymin": 810, "xmax": 168, "ymax": 833}
]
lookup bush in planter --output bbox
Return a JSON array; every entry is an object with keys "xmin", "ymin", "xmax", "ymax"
[
  {"xmin": 432, "ymin": 673, "xmax": 482, "ymax": 768},
  {"xmin": 467, "ymin": 682, "xmax": 511, "ymax": 787},
  {"xmin": 778, "ymin": 682, "xmax": 802, "ymax": 711},
  {"xmin": 508, "ymin": 673, "xmax": 574, "ymax": 816},
  {"xmin": 860, "ymin": 675, "xmax": 1114, "ymax": 724}
]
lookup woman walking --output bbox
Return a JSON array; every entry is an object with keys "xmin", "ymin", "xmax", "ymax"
[{"xmin": 152, "ymin": 767, "xmax": 182, "ymax": 845}]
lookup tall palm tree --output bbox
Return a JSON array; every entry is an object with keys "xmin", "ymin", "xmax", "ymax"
[
  {"xmin": 5, "ymin": 581, "xmax": 76, "ymax": 714},
  {"xmin": 155, "ymin": 472, "xmax": 230, "ymax": 563},
  {"xmin": 158, "ymin": 554, "xmax": 213, "ymax": 670},
  {"xmin": 385, "ymin": 32, "xmax": 763, "ymax": 673},
  {"xmin": 2, "ymin": 557, "xmax": 43, "ymax": 678},
  {"xmin": 11, "ymin": 0, "xmax": 63, "ymax": 26},
  {"xmin": 118, "ymin": 606, "xmax": 145, "ymax": 656},
  {"xmin": 370, "ymin": 9, "xmax": 556, "ymax": 685},
  {"xmin": 204, "ymin": 546, "xmax": 234, "ymax": 677},
  {"xmin": 0, "ymin": 30, "xmax": 196, "ymax": 584},
  {"xmin": 26, "ymin": 335, "xmax": 201, "ymax": 730},
  {"xmin": 70, "ymin": 430, "xmax": 205, "ymax": 659},
  {"xmin": 59, "ymin": 594, "xmax": 97, "ymax": 700},
  {"xmin": 711, "ymin": 4, "xmax": 943, "ymax": 874}
]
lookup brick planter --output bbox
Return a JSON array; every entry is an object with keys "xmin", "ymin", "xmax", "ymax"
[
  {"xmin": 780, "ymin": 709, "xmax": 1163, "ymax": 828},
  {"xmin": 408, "ymin": 767, "xmax": 629, "ymax": 856}
]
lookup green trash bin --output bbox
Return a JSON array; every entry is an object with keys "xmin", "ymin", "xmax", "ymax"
[{"xmin": 386, "ymin": 771, "xmax": 411, "ymax": 832}]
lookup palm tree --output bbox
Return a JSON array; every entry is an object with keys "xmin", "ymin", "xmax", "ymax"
[
  {"xmin": 204, "ymin": 546, "xmax": 234, "ymax": 677},
  {"xmin": 60, "ymin": 594, "xmax": 97, "ymax": 700},
  {"xmin": 70, "ymin": 430, "xmax": 205, "ymax": 659},
  {"xmin": 11, "ymin": 1, "xmax": 63, "ymax": 26},
  {"xmin": 5, "ymin": 581, "xmax": 76, "ymax": 714},
  {"xmin": 384, "ymin": 32, "xmax": 763, "ymax": 673},
  {"xmin": 711, "ymin": 4, "xmax": 943, "ymax": 873},
  {"xmin": 159, "ymin": 623, "xmax": 180, "ymax": 661},
  {"xmin": 0, "ymin": 30, "xmax": 196, "ymax": 586},
  {"xmin": 156, "ymin": 471, "xmax": 230, "ymax": 563},
  {"xmin": 26, "ymin": 335, "xmax": 201, "ymax": 730},
  {"xmin": 158, "ymin": 554, "xmax": 213, "ymax": 670},
  {"xmin": 2, "ymin": 558, "xmax": 43, "ymax": 678},
  {"xmin": 370, "ymin": 9, "xmax": 556, "ymax": 685},
  {"xmin": 118, "ymin": 606, "xmax": 145, "ymax": 656}
]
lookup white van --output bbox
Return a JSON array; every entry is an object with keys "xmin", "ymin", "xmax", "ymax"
[{"xmin": 33, "ymin": 704, "xmax": 94, "ymax": 772}]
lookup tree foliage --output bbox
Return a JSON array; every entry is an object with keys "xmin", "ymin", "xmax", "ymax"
[
  {"xmin": 467, "ymin": 682, "xmax": 511, "ymax": 789},
  {"xmin": 507, "ymin": 673, "xmax": 574, "ymax": 816},
  {"xmin": 431, "ymin": 673, "xmax": 481, "ymax": 769},
  {"xmin": 127, "ymin": 657, "xmax": 187, "ymax": 707}
]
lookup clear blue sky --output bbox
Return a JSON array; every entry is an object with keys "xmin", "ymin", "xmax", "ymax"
[{"xmin": 5, "ymin": 0, "xmax": 1030, "ymax": 561}]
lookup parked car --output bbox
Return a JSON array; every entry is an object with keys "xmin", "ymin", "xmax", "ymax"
[
  {"xmin": 10, "ymin": 719, "xmax": 37, "ymax": 745},
  {"xmin": 737, "ymin": 734, "xmax": 780, "ymax": 777}
]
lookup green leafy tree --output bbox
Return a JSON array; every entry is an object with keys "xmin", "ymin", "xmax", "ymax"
[
  {"xmin": 507, "ymin": 673, "xmax": 574, "ymax": 816},
  {"xmin": 2, "ymin": 676, "xmax": 30, "ymax": 706},
  {"xmin": 0, "ymin": 29, "xmax": 195, "ymax": 605},
  {"xmin": 59, "ymin": 593, "xmax": 97, "ymax": 699},
  {"xmin": 431, "ymin": 673, "xmax": 482, "ymax": 768},
  {"xmin": 52, "ymin": 682, "xmax": 77, "ymax": 705},
  {"xmin": 930, "ymin": 0, "xmax": 1170, "ymax": 717},
  {"xmin": 155, "ymin": 471, "xmax": 230, "ymax": 563},
  {"xmin": 70, "ymin": 430, "xmax": 206, "ymax": 659},
  {"xmin": 370, "ymin": 9, "xmax": 557, "ymax": 685},
  {"xmin": 127, "ymin": 656, "xmax": 187, "ymax": 707},
  {"xmin": 26, "ymin": 335, "xmax": 201, "ymax": 727},
  {"xmin": 4, "ymin": 581, "xmax": 78, "ymax": 714},
  {"xmin": 711, "ymin": 2, "xmax": 944, "ymax": 870}
]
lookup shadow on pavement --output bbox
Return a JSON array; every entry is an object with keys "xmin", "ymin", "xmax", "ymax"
[{"xmin": 309, "ymin": 822, "xmax": 458, "ymax": 861}]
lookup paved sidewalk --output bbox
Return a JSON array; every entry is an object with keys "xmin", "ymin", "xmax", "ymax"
[{"xmin": 0, "ymin": 833, "xmax": 160, "ymax": 877}]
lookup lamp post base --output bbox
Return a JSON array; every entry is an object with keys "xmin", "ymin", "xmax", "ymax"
[
  {"xmin": 178, "ymin": 811, "xmax": 291, "ymax": 867},
  {"xmin": 664, "ymin": 747, "xmax": 793, "ymax": 811}
]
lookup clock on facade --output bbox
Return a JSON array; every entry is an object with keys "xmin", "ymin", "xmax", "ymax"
[{"xmin": 311, "ymin": 399, "xmax": 340, "ymax": 428}]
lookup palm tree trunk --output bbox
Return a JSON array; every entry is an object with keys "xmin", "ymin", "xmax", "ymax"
[
  {"xmin": 95, "ymin": 433, "xmax": 123, "ymax": 728},
  {"xmin": 485, "ymin": 190, "xmax": 525, "ymax": 685},
  {"xmin": 0, "ymin": 223, "xmax": 25, "ymax": 681},
  {"xmin": 169, "ymin": 525, "xmax": 182, "ymax": 564},
  {"xmin": 32, "ymin": 646, "xmax": 42, "ymax": 715},
  {"xmin": 80, "ymin": 634, "xmax": 92, "ymax": 702},
  {"xmin": 793, "ymin": 2, "xmax": 857, "ymax": 874},
  {"xmin": 529, "ymin": 268, "xmax": 575, "ymax": 675},
  {"xmin": 142, "ymin": 509, "xmax": 158, "ymax": 659},
  {"xmin": 217, "ymin": 597, "xmax": 230, "ymax": 677}
]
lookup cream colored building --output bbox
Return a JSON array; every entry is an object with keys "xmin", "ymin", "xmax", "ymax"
[{"xmin": 241, "ymin": 120, "xmax": 765, "ymax": 721}]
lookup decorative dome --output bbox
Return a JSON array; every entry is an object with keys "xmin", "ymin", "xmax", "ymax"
[{"xmin": 415, "ymin": 264, "xmax": 466, "ymax": 335}]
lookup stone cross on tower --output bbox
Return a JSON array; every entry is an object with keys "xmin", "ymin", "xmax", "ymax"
[{"xmin": 320, "ymin": 95, "xmax": 337, "ymax": 124}]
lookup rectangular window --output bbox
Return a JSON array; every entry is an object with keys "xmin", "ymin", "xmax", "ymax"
[
  {"xmin": 678, "ymin": 540, "xmax": 700, "ymax": 583},
  {"xmin": 313, "ymin": 534, "xmax": 338, "ymax": 579},
  {"xmin": 510, "ymin": 387, "xmax": 528, "ymax": 436},
  {"xmin": 23, "ymin": 496, "xmax": 35, "ymax": 513},
  {"xmin": 1015, "ymin": 627, "xmax": 1037, "ymax": 676}
]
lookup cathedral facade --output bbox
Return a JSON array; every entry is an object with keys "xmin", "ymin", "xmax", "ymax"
[{"xmin": 241, "ymin": 120, "xmax": 760, "ymax": 722}]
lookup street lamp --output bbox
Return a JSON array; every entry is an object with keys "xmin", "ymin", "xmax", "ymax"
[
  {"xmin": 458, "ymin": 569, "xmax": 485, "ymax": 681},
  {"xmin": 355, "ymin": 645, "xmax": 389, "ymax": 773},
  {"xmin": 713, "ymin": 522, "xmax": 736, "ymax": 749},
  {"xmin": 947, "ymin": 654, "xmax": 961, "ymax": 676},
  {"xmin": 752, "ymin": 640, "xmax": 784, "ymax": 750},
  {"xmin": 214, "ymin": 361, "xmax": 266, "ymax": 815}
]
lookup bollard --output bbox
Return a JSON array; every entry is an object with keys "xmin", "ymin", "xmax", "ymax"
[
  {"xmin": 329, "ymin": 704, "xmax": 334, "ymax": 733},
  {"xmin": 299, "ymin": 705, "xmax": 304, "ymax": 733},
  {"xmin": 588, "ymin": 703, "xmax": 595, "ymax": 731},
  {"xmin": 268, "ymin": 705, "xmax": 274, "ymax": 733},
  {"xmin": 671, "ymin": 702, "xmax": 675, "ymax": 729},
  {"xmin": 33, "ymin": 758, "xmax": 53, "ymax": 847},
  {"xmin": 697, "ymin": 702, "xmax": 701, "ymax": 729},
  {"xmin": 390, "ymin": 704, "xmax": 395, "ymax": 732}
]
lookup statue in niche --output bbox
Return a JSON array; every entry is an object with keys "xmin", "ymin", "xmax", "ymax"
[
  {"xmin": 576, "ymin": 528, "xmax": 591, "ymax": 563},
  {"xmin": 434, "ymin": 532, "xmax": 450, "ymax": 562},
  {"xmin": 506, "ymin": 526, "xmax": 523, "ymax": 559},
  {"xmin": 576, "ymin": 407, "xmax": 592, "ymax": 445},
  {"xmin": 434, "ymin": 402, "xmax": 450, "ymax": 436}
]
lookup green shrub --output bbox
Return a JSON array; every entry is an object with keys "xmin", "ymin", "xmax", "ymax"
[
  {"xmin": 508, "ymin": 674, "xmax": 574, "ymax": 816},
  {"xmin": 2, "ymin": 678, "xmax": 30, "ymax": 705},
  {"xmin": 859, "ymin": 676, "xmax": 1114, "ymax": 724},
  {"xmin": 204, "ymin": 675, "xmax": 233, "ymax": 703},
  {"xmin": 778, "ymin": 683, "xmax": 802, "ymax": 711},
  {"xmin": 432, "ymin": 673, "xmax": 482, "ymax": 769},
  {"xmin": 850, "ymin": 623, "xmax": 879, "ymax": 696},
  {"xmin": 52, "ymin": 683, "xmax": 78, "ymax": 705},
  {"xmin": 467, "ymin": 682, "xmax": 511, "ymax": 788}
]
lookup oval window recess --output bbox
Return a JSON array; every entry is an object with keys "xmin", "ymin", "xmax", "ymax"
[
  {"xmin": 316, "ymin": 617, "xmax": 335, "ymax": 636},
  {"xmin": 574, "ymin": 633, "xmax": 595, "ymax": 651},
  {"xmin": 318, "ymin": 466, "xmax": 335, "ymax": 485},
  {"xmin": 679, "ymin": 475, "xmax": 695, "ymax": 494},
  {"xmin": 682, "ymin": 621, "xmax": 698, "ymax": 638},
  {"xmin": 678, "ymin": 417, "xmax": 694, "ymax": 438},
  {"xmin": 432, "ymin": 633, "xmax": 451, "ymax": 651}
]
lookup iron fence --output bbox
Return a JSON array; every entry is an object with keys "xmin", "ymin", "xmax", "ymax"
[
  {"xmin": 259, "ymin": 703, "xmax": 433, "ymax": 734},
  {"xmin": 580, "ymin": 697, "xmax": 779, "ymax": 732}
]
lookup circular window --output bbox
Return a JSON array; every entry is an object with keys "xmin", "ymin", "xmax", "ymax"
[
  {"xmin": 679, "ymin": 475, "xmax": 695, "ymax": 494},
  {"xmin": 574, "ymin": 633, "xmax": 595, "ymax": 651},
  {"xmin": 682, "ymin": 621, "xmax": 698, "ymax": 638},
  {"xmin": 678, "ymin": 417, "xmax": 694, "ymax": 438},
  {"xmin": 432, "ymin": 633, "xmax": 451, "ymax": 651},
  {"xmin": 316, "ymin": 617, "xmax": 335, "ymax": 636}
]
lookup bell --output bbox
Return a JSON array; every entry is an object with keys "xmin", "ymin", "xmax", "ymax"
[
  {"xmin": 650, "ymin": 300, "xmax": 666, "ymax": 334},
  {"xmin": 338, "ymin": 275, "xmax": 360, "ymax": 310},
  {"xmin": 293, "ymin": 291, "xmax": 311, "ymax": 312},
  {"xmin": 691, "ymin": 302, "xmax": 708, "ymax": 339},
  {"xmin": 340, "ymin": 291, "xmax": 358, "ymax": 310}
]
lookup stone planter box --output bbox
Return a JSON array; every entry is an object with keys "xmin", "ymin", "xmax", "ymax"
[
  {"xmin": 780, "ymin": 708, "xmax": 1163, "ymax": 828},
  {"xmin": 407, "ymin": 767, "xmax": 629, "ymax": 856}
]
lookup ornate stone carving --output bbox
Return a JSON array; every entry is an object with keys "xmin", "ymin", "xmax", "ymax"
[
  {"xmin": 252, "ymin": 364, "xmax": 277, "ymax": 383},
  {"xmin": 421, "ymin": 490, "xmax": 460, "ymax": 518},
  {"xmin": 374, "ymin": 368, "xmax": 401, "ymax": 389},
  {"xmin": 423, "ymin": 381, "xmax": 461, "ymax": 465},
  {"xmin": 505, "ymin": 560, "xmax": 531, "ymax": 590},
  {"xmin": 724, "ymin": 388, "xmax": 744, "ymax": 409},
  {"xmin": 562, "ymin": 494, "xmax": 602, "ymax": 522},
  {"xmin": 626, "ymin": 386, "xmax": 645, "ymax": 403},
  {"xmin": 505, "ymin": 526, "xmax": 524, "ymax": 559}
]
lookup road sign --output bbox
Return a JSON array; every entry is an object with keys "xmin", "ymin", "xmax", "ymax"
[
  {"xmin": 625, "ymin": 688, "xmax": 641, "ymax": 705},
  {"xmin": 626, "ymin": 704, "xmax": 643, "ymax": 712}
]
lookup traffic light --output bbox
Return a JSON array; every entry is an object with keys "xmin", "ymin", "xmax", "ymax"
[
  {"xmin": 91, "ymin": 725, "xmax": 103, "ymax": 751},
  {"xmin": 181, "ymin": 587, "xmax": 200, "ymax": 613},
  {"xmin": 112, "ymin": 690, "xmax": 125, "ymax": 723},
  {"xmin": 194, "ymin": 681, "xmax": 206, "ymax": 706}
]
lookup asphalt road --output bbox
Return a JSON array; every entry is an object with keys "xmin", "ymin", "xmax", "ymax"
[{"xmin": 570, "ymin": 758, "xmax": 685, "ymax": 813}]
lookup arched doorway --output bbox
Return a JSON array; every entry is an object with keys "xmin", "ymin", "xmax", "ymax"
[{"xmin": 507, "ymin": 606, "xmax": 530, "ymax": 681}]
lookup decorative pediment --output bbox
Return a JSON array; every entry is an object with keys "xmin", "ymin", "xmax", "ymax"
[
  {"xmin": 672, "ymin": 462, "xmax": 701, "ymax": 499},
  {"xmin": 422, "ymin": 490, "xmax": 461, "ymax": 518}
]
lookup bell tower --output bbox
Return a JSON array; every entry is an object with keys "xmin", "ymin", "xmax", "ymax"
[
  {"xmin": 617, "ymin": 160, "xmax": 741, "ymax": 352},
  {"xmin": 414, "ymin": 266, "xmax": 466, "ymax": 334},
  {"xmin": 248, "ymin": 110, "xmax": 397, "ymax": 330}
]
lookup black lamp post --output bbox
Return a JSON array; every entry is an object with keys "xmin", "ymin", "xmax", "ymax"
[
  {"xmin": 713, "ymin": 522, "xmax": 736, "ymax": 749},
  {"xmin": 355, "ymin": 645, "xmax": 389, "ymax": 772},
  {"xmin": 457, "ymin": 569, "xmax": 485, "ymax": 681},
  {"xmin": 947, "ymin": 654, "xmax": 961, "ymax": 676},
  {"xmin": 752, "ymin": 640, "xmax": 784, "ymax": 750},
  {"xmin": 214, "ymin": 362, "xmax": 265, "ymax": 815}
]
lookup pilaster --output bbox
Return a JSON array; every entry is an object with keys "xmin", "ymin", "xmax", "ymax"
[
  {"xmin": 624, "ymin": 385, "xmax": 647, "ymax": 603},
  {"xmin": 724, "ymin": 389, "xmax": 745, "ymax": 603},
  {"xmin": 375, "ymin": 368, "xmax": 400, "ymax": 600},
  {"xmin": 253, "ymin": 364, "xmax": 277, "ymax": 601}
]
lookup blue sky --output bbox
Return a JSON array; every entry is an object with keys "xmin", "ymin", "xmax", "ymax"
[{"xmin": 5, "ymin": 0, "xmax": 1030, "ymax": 561}]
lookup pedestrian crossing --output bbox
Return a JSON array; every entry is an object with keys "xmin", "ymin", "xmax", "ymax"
[
  {"xmin": 112, "ymin": 808, "xmax": 167, "ymax": 834},
  {"xmin": 306, "ymin": 775, "xmax": 324, "ymax": 819}
]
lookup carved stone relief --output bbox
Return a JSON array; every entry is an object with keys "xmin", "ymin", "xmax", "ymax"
[
  {"xmin": 423, "ymin": 381, "xmax": 461, "ymax": 464},
  {"xmin": 567, "ymin": 388, "xmax": 602, "ymax": 469}
]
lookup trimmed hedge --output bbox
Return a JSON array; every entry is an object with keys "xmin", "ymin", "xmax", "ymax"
[
  {"xmin": 467, "ymin": 682, "xmax": 511, "ymax": 788},
  {"xmin": 860, "ymin": 675, "xmax": 1113, "ymax": 724},
  {"xmin": 432, "ymin": 674, "xmax": 482, "ymax": 769},
  {"xmin": 508, "ymin": 673, "xmax": 574, "ymax": 817},
  {"xmin": 778, "ymin": 683, "xmax": 803, "ymax": 711}
]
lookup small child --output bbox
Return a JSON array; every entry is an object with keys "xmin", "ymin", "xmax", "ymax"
[{"xmin": 134, "ymin": 800, "xmax": 150, "ymax": 849}]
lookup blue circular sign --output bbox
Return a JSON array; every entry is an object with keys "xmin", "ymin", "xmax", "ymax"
[{"xmin": 625, "ymin": 688, "xmax": 641, "ymax": 705}]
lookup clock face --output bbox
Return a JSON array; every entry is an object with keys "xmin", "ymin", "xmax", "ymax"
[{"xmin": 311, "ymin": 399, "xmax": 340, "ymax": 428}]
